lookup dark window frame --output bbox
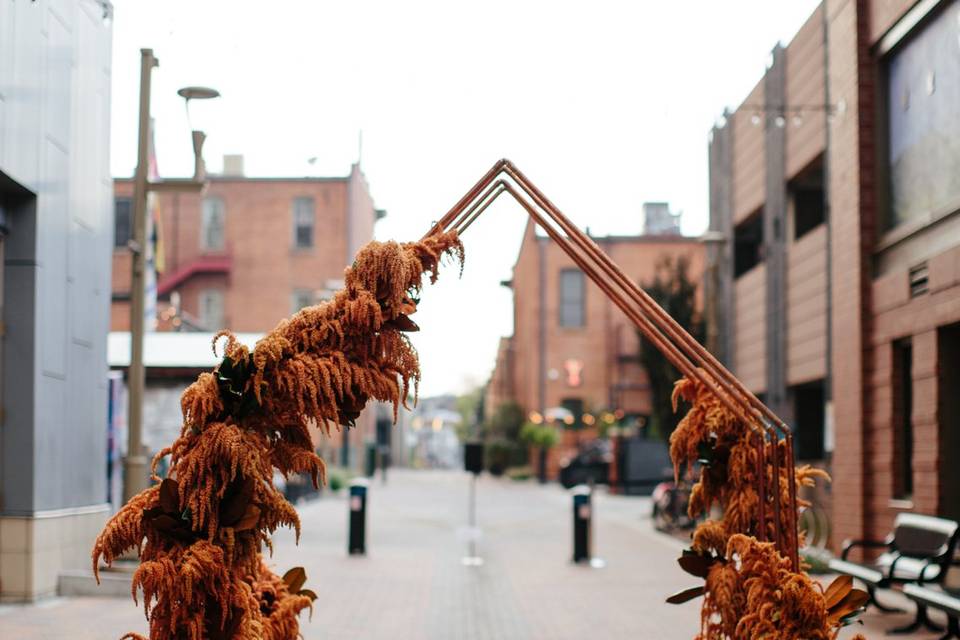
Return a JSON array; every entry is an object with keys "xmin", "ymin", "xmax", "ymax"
[
  {"xmin": 293, "ymin": 196, "xmax": 315, "ymax": 249},
  {"xmin": 114, "ymin": 197, "xmax": 132, "ymax": 248}
]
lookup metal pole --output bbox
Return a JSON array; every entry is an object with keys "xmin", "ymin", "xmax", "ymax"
[
  {"xmin": 468, "ymin": 473, "xmax": 476, "ymax": 559},
  {"xmin": 123, "ymin": 48, "xmax": 158, "ymax": 503}
]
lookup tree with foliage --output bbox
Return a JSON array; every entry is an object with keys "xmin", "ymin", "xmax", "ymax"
[
  {"xmin": 482, "ymin": 400, "xmax": 527, "ymax": 474},
  {"xmin": 638, "ymin": 255, "xmax": 704, "ymax": 442}
]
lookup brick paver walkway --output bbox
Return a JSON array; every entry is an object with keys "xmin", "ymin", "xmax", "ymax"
[{"xmin": 0, "ymin": 469, "xmax": 944, "ymax": 639}]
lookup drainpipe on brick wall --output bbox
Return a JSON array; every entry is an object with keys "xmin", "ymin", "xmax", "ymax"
[
  {"xmin": 538, "ymin": 237, "xmax": 546, "ymax": 413},
  {"xmin": 763, "ymin": 44, "xmax": 790, "ymax": 422},
  {"xmin": 821, "ymin": 0, "xmax": 835, "ymax": 453}
]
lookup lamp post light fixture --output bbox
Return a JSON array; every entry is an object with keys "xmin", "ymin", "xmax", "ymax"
[
  {"xmin": 177, "ymin": 86, "xmax": 220, "ymax": 181},
  {"xmin": 123, "ymin": 49, "xmax": 220, "ymax": 503}
]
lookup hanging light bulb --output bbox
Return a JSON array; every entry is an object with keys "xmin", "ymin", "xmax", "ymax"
[
  {"xmin": 751, "ymin": 113, "xmax": 762, "ymax": 126},
  {"xmin": 774, "ymin": 115, "xmax": 786, "ymax": 128},
  {"xmin": 792, "ymin": 114, "xmax": 803, "ymax": 127}
]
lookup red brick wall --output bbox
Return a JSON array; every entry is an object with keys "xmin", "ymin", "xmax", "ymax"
[
  {"xmin": 490, "ymin": 220, "xmax": 704, "ymax": 427},
  {"xmin": 111, "ymin": 176, "xmax": 372, "ymax": 333}
]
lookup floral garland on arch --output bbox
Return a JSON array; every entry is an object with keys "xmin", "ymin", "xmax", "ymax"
[
  {"xmin": 666, "ymin": 373, "xmax": 869, "ymax": 640},
  {"xmin": 92, "ymin": 231, "xmax": 464, "ymax": 640}
]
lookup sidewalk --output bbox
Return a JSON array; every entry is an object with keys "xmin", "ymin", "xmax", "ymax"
[{"xmin": 0, "ymin": 469, "xmax": 944, "ymax": 639}]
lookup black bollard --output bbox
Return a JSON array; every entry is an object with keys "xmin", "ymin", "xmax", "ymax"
[
  {"xmin": 348, "ymin": 478, "xmax": 368, "ymax": 555},
  {"xmin": 571, "ymin": 485, "xmax": 591, "ymax": 563}
]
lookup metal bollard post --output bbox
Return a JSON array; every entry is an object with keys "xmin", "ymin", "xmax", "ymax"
[
  {"xmin": 348, "ymin": 478, "xmax": 369, "ymax": 555},
  {"xmin": 571, "ymin": 484, "xmax": 591, "ymax": 563}
]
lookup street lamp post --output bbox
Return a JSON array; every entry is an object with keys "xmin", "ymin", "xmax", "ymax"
[{"xmin": 123, "ymin": 48, "xmax": 219, "ymax": 502}]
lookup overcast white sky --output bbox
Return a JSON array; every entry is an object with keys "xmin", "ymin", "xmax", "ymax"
[{"xmin": 111, "ymin": 0, "xmax": 821, "ymax": 398}]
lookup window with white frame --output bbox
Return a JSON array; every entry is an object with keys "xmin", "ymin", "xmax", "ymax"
[
  {"xmin": 293, "ymin": 197, "xmax": 315, "ymax": 249},
  {"xmin": 291, "ymin": 289, "xmax": 315, "ymax": 314},
  {"xmin": 201, "ymin": 197, "xmax": 226, "ymax": 251},
  {"xmin": 198, "ymin": 289, "xmax": 225, "ymax": 330},
  {"xmin": 559, "ymin": 268, "xmax": 586, "ymax": 328}
]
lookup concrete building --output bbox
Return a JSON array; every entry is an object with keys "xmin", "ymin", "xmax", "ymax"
[
  {"xmin": 486, "ymin": 218, "xmax": 704, "ymax": 477},
  {"xmin": 0, "ymin": 1, "xmax": 114, "ymax": 601},
  {"xmin": 709, "ymin": 0, "xmax": 960, "ymax": 549},
  {"xmin": 110, "ymin": 161, "xmax": 384, "ymax": 472}
]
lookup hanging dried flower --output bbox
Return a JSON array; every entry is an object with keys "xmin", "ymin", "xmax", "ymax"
[
  {"xmin": 92, "ymin": 231, "xmax": 464, "ymax": 639},
  {"xmin": 666, "ymin": 372, "xmax": 867, "ymax": 640}
]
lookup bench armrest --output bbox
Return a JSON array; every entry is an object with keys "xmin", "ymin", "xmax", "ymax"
[
  {"xmin": 841, "ymin": 538, "xmax": 889, "ymax": 561},
  {"xmin": 916, "ymin": 558, "xmax": 939, "ymax": 586}
]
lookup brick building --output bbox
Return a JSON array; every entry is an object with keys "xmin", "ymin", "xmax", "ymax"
[
  {"xmin": 112, "ymin": 160, "xmax": 380, "ymax": 332},
  {"xmin": 709, "ymin": 0, "xmax": 960, "ymax": 550},
  {"xmin": 110, "ymin": 160, "xmax": 383, "ymax": 469},
  {"xmin": 485, "ymin": 216, "xmax": 705, "ymax": 477}
]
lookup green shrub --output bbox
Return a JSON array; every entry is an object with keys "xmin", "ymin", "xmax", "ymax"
[
  {"xmin": 505, "ymin": 465, "xmax": 534, "ymax": 481},
  {"xmin": 485, "ymin": 439, "xmax": 525, "ymax": 476},
  {"xmin": 327, "ymin": 468, "xmax": 349, "ymax": 492}
]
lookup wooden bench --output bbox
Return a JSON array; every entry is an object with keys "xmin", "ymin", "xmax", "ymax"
[
  {"xmin": 828, "ymin": 513, "xmax": 959, "ymax": 633},
  {"xmin": 903, "ymin": 554, "xmax": 960, "ymax": 639}
]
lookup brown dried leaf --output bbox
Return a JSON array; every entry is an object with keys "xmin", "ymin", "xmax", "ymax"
[
  {"xmin": 666, "ymin": 585, "xmax": 705, "ymax": 604},
  {"xmin": 678, "ymin": 553, "xmax": 713, "ymax": 579},
  {"xmin": 159, "ymin": 478, "xmax": 179, "ymax": 513},
  {"xmin": 823, "ymin": 574, "xmax": 853, "ymax": 609},
  {"xmin": 827, "ymin": 589, "xmax": 869, "ymax": 625},
  {"xmin": 234, "ymin": 505, "xmax": 261, "ymax": 532},
  {"xmin": 283, "ymin": 566, "xmax": 307, "ymax": 593}
]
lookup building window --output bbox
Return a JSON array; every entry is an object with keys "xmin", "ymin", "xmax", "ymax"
[
  {"xmin": 733, "ymin": 211, "xmax": 763, "ymax": 278},
  {"xmin": 114, "ymin": 197, "xmax": 132, "ymax": 248},
  {"xmin": 884, "ymin": 0, "xmax": 960, "ymax": 231},
  {"xmin": 198, "ymin": 289, "xmax": 225, "ymax": 330},
  {"xmin": 892, "ymin": 339, "xmax": 913, "ymax": 500},
  {"xmin": 790, "ymin": 158, "xmax": 825, "ymax": 240},
  {"xmin": 792, "ymin": 381, "xmax": 825, "ymax": 460},
  {"xmin": 291, "ymin": 289, "xmax": 315, "ymax": 314},
  {"xmin": 201, "ymin": 197, "xmax": 226, "ymax": 251},
  {"xmin": 293, "ymin": 197, "xmax": 315, "ymax": 249},
  {"xmin": 559, "ymin": 268, "xmax": 585, "ymax": 328}
]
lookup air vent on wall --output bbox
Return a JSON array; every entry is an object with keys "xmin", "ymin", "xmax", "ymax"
[{"xmin": 909, "ymin": 262, "xmax": 929, "ymax": 298}]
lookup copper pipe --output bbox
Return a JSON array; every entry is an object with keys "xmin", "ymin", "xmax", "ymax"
[
  {"xmin": 454, "ymin": 181, "xmax": 508, "ymax": 234},
  {"xmin": 785, "ymin": 436, "xmax": 800, "ymax": 571},
  {"xmin": 422, "ymin": 159, "xmax": 508, "ymax": 241},
  {"xmin": 770, "ymin": 434, "xmax": 782, "ymax": 551},
  {"xmin": 504, "ymin": 164, "xmax": 780, "ymax": 432},
  {"xmin": 495, "ymin": 176, "xmax": 767, "ymax": 434},
  {"xmin": 756, "ymin": 434, "xmax": 767, "ymax": 542},
  {"xmin": 427, "ymin": 159, "xmax": 800, "ymax": 563},
  {"xmin": 497, "ymin": 185, "xmax": 700, "ymax": 385},
  {"xmin": 500, "ymin": 164, "xmax": 799, "ymax": 557}
]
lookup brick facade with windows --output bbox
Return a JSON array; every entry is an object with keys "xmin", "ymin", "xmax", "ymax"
[
  {"xmin": 110, "ymin": 162, "xmax": 382, "ymax": 470},
  {"xmin": 711, "ymin": 0, "xmax": 960, "ymax": 551},
  {"xmin": 112, "ymin": 163, "xmax": 377, "ymax": 332}
]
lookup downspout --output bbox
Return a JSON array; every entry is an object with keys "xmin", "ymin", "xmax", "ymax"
[
  {"xmin": 821, "ymin": 1, "xmax": 835, "ymax": 451},
  {"xmin": 538, "ymin": 237, "xmax": 546, "ymax": 413}
]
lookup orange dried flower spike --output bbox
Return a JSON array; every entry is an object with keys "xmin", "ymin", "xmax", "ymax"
[
  {"xmin": 668, "ymin": 373, "xmax": 867, "ymax": 640},
  {"xmin": 92, "ymin": 232, "xmax": 464, "ymax": 639}
]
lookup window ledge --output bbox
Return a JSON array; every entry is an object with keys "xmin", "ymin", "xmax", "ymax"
[
  {"xmin": 877, "ymin": 201, "xmax": 960, "ymax": 253},
  {"xmin": 888, "ymin": 498, "xmax": 914, "ymax": 510}
]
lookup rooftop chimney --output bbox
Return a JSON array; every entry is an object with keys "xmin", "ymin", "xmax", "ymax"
[{"xmin": 222, "ymin": 154, "xmax": 244, "ymax": 177}]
